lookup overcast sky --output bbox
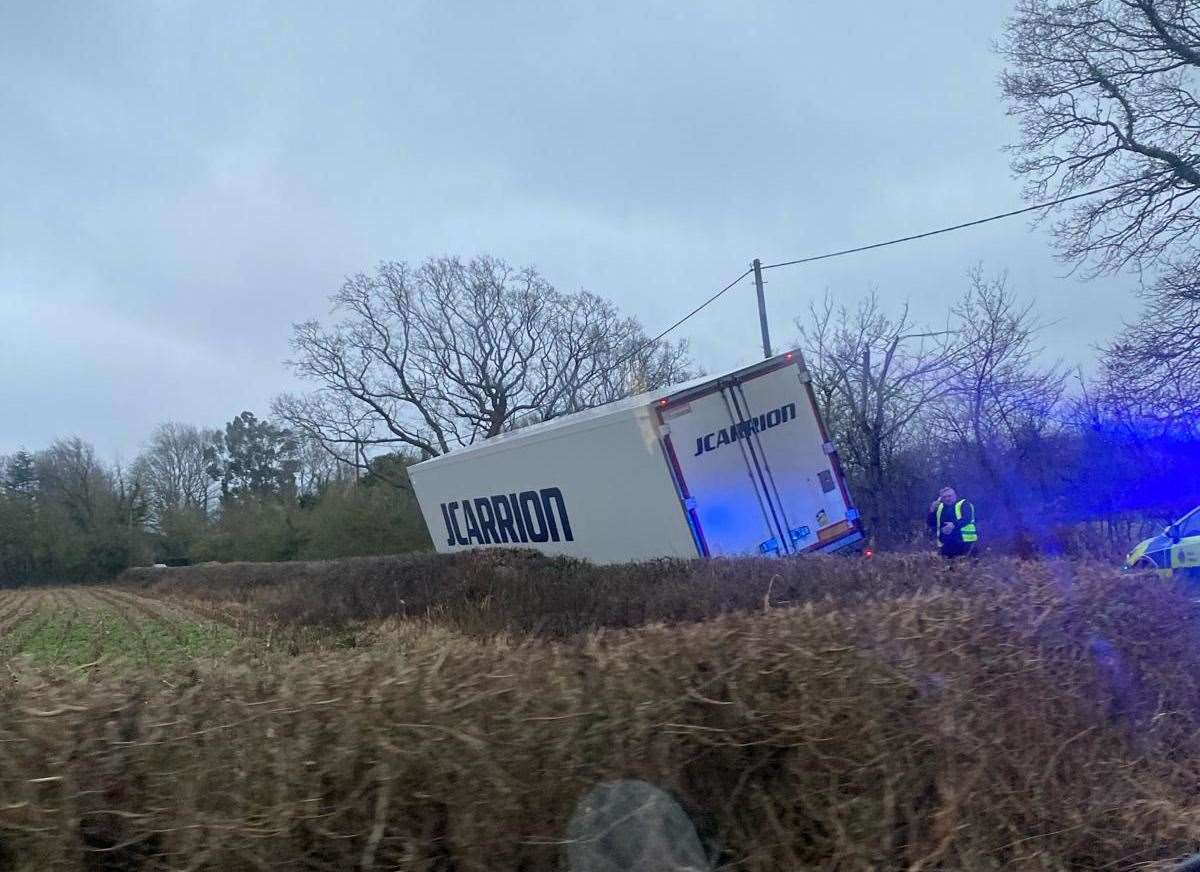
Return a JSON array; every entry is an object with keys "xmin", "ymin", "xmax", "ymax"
[{"xmin": 1, "ymin": 0, "xmax": 1131, "ymax": 460}]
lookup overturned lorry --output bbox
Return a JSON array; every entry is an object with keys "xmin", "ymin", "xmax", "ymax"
[{"xmin": 409, "ymin": 351, "xmax": 864, "ymax": 563}]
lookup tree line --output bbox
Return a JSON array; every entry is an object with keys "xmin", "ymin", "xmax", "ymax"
[
  {"xmin": 3, "ymin": 0, "xmax": 1198, "ymax": 581},
  {"xmin": 2, "ymin": 253, "xmax": 1194, "ymax": 586},
  {"xmin": 799, "ymin": 266, "xmax": 1197, "ymax": 553},
  {"xmin": 0, "ymin": 258, "xmax": 693, "ymax": 584},
  {"xmin": 0, "ymin": 421, "xmax": 432, "ymax": 584}
]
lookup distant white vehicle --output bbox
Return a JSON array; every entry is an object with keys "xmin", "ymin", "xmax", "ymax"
[{"xmin": 409, "ymin": 351, "xmax": 863, "ymax": 564}]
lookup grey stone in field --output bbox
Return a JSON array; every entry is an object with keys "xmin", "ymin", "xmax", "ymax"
[{"xmin": 565, "ymin": 780, "xmax": 710, "ymax": 872}]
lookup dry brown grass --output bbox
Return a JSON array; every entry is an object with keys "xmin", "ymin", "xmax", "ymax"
[{"xmin": 2, "ymin": 555, "xmax": 1200, "ymax": 870}]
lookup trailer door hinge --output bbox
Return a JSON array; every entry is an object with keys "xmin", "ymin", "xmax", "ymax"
[
  {"xmin": 822, "ymin": 441, "xmax": 837, "ymax": 455},
  {"xmin": 683, "ymin": 497, "xmax": 697, "ymax": 511},
  {"xmin": 797, "ymin": 370, "xmax": 812, "ymax": 384}
]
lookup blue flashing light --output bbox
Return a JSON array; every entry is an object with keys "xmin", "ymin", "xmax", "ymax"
[
  {"xmin": 789, "ymin": 526, "xmax": 811, "ymax": 544},
  {"xmin": 759, "ymin": 537, "xmax": 781, "ymax": 555}
]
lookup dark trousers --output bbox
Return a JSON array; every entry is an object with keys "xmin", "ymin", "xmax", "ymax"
[{"xmin": 939, "ymin": 541, "xmax": 977, "ymax": 560}]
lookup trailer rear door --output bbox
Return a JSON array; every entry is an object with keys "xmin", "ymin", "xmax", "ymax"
[
  {"xmin": 658, "ymin": 354, "xmax": 861, "ymax": 557},
  {"xmin": 657, "ymin": 386, "xmax": 782, "ymax": 557}
]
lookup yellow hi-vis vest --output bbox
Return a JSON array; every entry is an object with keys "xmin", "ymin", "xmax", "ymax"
[{"xmin": 936, "ymin": 499, "xmax": 978, "ymax": 544}]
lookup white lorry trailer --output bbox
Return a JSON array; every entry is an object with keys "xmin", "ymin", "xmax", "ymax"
[{"xmin": 408, "ymin": 351, "xmax": 864, "ymax": 563}]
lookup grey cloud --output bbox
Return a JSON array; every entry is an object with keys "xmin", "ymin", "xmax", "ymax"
[{"xmin": 0, "ymin": 0, "xmax": 1135, "ymax": 458}]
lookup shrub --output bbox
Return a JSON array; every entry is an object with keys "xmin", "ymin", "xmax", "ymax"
[
  {"xmin": 2, "ymin": 555, "xmax": 1194, "ymax": 869},
  {"xmin": 5, "ymin": 563, "xmax": 1200, "ymax": 869}
]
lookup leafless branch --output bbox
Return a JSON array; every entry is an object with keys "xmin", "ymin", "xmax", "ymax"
[{"xmin": 278, "ymin": 255, "xmax": 693, "ymax": 467}]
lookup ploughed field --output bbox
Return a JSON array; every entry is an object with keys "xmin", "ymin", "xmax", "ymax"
[
  {"xmin": 2, "ymin": 553, "xmax": 1200, "ymax": 870},
  {"xmin": 0, "ymin": 586, "xmax": 237, "ymax": 668}
]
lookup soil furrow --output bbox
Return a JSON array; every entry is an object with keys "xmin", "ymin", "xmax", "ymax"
[
  {"xmin": 87, "ymin": 589, "xmax": 159, "ymax": 662},
  {"xmin": 0, "ymin": 592, "xmax": 34, "ymax": 636},
  {"xmin": 0, "ymin": 594, "xmax": 54, "ymax": 657},
  {"xmin": 0, "ymin": 590, "xmax": 30, "ymax": 630},
  {"xmin": 97, "ymin": 589, "xmax": 192, "ymax": 641}
]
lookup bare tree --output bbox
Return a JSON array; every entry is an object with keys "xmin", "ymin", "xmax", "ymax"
[
  {"xmin": 1094, "ymin": 261, "xmax": 1200, "ymax": 434},
  {"xmin": 1001, "ymin": 0, "xmax": 1200, "ymax": 273},
  {"xmin": 273, "ymin": 391, "xmax": 381, "ymax": 478},
  {"xmin": 36, "ymin": 438, "xmax": 105, "ymax": 532},
  {"xmin": 135, "ymin": 423, "xmax": 218, "ymax": 527},
  {"xmin": 292, "ymin": 432, "xmax": 348, "ymax": 496},
  {"xmin": 1001, "ymin": 0, "xmax": 1200, "ymax": 426},
  {"xmin": 276, "ymin": 255, "xmax": 691, "ymax": 470},
  {"xmin": 796, "ymin": 292, "xmax": 961, "ymax": 535},
  {"xmin": 938, "ymin": 269, "xmax": 1066, "ymax": 448},
  {"xmin": 35, "ymin": 439, "xmax": 148, "ymax": 566},
  {"xmin": 110, "ymin": 459, "xmax": 149, "ymax": 539},
  {"xmin": 932, "ymin": 268, "xmax": 1067, "ymax": 527}
]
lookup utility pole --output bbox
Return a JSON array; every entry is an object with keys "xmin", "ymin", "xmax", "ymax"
[{"xmin": 752, "ymin": 258, "xmax": 772, "ymax": 359}]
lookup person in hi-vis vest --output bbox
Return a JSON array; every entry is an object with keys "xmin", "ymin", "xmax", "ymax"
[{"xmin": 927, "ymin": 486, "xmax": 978, "ymax": 559}]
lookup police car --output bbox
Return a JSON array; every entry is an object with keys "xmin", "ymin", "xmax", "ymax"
[{"xmin": 1124, "ymin": 505, "xmax": 1200, "ymax": 580}]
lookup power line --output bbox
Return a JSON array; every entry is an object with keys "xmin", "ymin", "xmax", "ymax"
[
  {"xmin": 760, "ymin": 174, "xmax": 1158, "ymax": 271},
  {"xmin": 622, "ymin": 172, "xmax": 1164, "ymax": 367},
  {"xmin": 614, "ymin": 267, "xmax": 753, "ymax": 371}
]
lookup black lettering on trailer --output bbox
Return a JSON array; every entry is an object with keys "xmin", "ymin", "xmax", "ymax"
[
  {"xmin": 692, "ymin": 404, "xmax": 795, "ymax": 457},
  {"xmin": 509, "ymin": 492, "xmax": 528, "ymax": 542},
  {"xmin": 474, "ymin": 498, "xmax": 499, "ymax": 544},
  {"xmin": 491, "ymin": 495, "xmax": 518, "ymax": 543},
  {"xmin": 520, "ymin": 490, "xmax": 549, "ymax": 542},
  {"xmin": 461, "ymin": 499, "xmax": 483, "ymax": 544},
  {"xmin": 441, "ymin": 488, "xmax": 573, "ymax": 548},
  {"xmin": 446, "ymin": 501, "xmax": 470, "ymax": 546},
  {"xmin": 540, "ymin": 487, "xmax": 574, "ymax": 542}
]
